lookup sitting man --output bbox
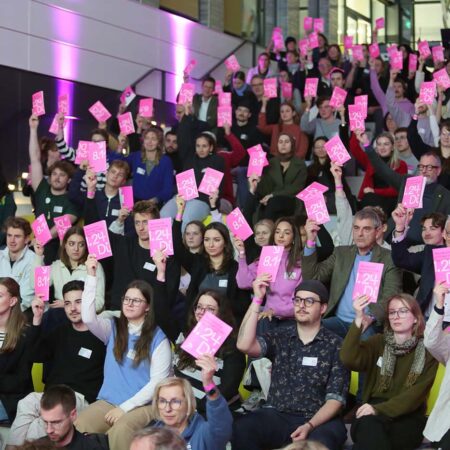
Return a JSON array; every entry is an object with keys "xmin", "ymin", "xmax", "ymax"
[
  {"xmin": 6, "ymin": 281, "xmax": 106, "ymax": 447},
  {"xmin": 302, "ymin": 208, "xmax": 402, "ymax": 338},
  {"xmin": 232, "ymin": 279, "xmax": 349, "ymax": 450}
]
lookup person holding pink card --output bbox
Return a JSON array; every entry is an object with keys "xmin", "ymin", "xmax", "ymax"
[
  {"xmin": 190, "ymin": 76, "xmax": 219, "ymax": 130},
  {"xmin": 246, "ymin": 52, "xmax": 277, "ymax": 84},
  {"xmin": 341, "ymin": 293, "xmax": 437, "ymax": 450}
]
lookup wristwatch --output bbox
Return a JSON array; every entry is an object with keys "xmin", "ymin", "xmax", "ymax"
[{"xmin": 203, "ymin": 383, "xmax": 217, "ymax": 397}]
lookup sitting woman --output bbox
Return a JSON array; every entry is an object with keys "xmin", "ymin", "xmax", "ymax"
[
  {"xmin": 174, "ymin": 290, "xmax": 245, "ymax": 414},
  {"xmin": 423, "ymin": 282, "xmax": 450, "ymax": 449},
  {"xmin": 150, "ymin": 363, "xmax": 233, "ymax": 450},
  {"xmin": 75, "ymin": 256, "xmax": 172, "ymax": 450},
  {"xmin": 235, "ymin": 217, "xmax": 302, "ymax": 333},
  {"xmin": 340, "ymin": 293, "xmax": 438, "ymax": 450},
  {"xmin": 33, "ymin": 226, "xmax": 105, "ymax": 312},
  {"xmin": 0, "ymin": 278, "xmax": 36, "ymax": 423},
  {"xmin": 242, "ymin": 219, "xmax": 274, "ymax": 264},
  {"xmin": 350, "ymin": 130, "xmax": 407, "ymax": 215}
]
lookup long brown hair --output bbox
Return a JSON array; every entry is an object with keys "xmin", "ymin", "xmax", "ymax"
[
  {"xmin": 0, "ymin": 277, "xmax": 27, "ymax": 353},
  {"xmin": 141, "ymin": 128, "xmax": 164, "ymax": 165},
  {"xmin": 59, "ymin": 226, "xmax": 87, "ymax": 268},
  {"xmin": 113, "ymin": 280, "xmax": 157, "ymax": 366},
  {"xmin": 203, "ymin": 222, "xmax": 234, "ymax": 273},
  {"xmin": 385, "ymin": 293, "xmax": 426, "ymax": 338},
  {"xmin": 270, "ymin": 217, "xmax": 302, "ymax": 273},
  {"xmin": 176, "ymin": 290, "xmax": 237, "ymax": 370}
]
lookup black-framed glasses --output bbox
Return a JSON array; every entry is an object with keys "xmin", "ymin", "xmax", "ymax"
[
  {"xmin": 388, "ymin": 307, "xmax": 411, "ymax": 319},
  {"xmin": 418, "ymin": 164, "xmax": 439, "ymax": 171},
  {"xmin": 122, "ymin": 296, "xmax": 145, "ymax": 306},
  {"xmin": 292, "ymin": 296, "xmax": 322, "ymax": 307},
  {"xmin": 157, "ymin": 398, "xmax": 184, "ymax": 410}
]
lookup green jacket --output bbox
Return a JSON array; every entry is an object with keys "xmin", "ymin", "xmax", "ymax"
[{"xmin": 302, "ymin": 244, "xmax": 402, "ymax": 323}]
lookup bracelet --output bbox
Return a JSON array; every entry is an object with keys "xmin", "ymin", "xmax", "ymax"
[
  {"xmin": 335, "ymin": 185, "xmax": 343, "ymax": 190},
  {"xmin": 362, "ymin": 142, "xmax": 370, "ymax": 148},
  {"xmin": 307, "ymin": 421, "xmax": 315, "ymax": 430},
  {"xmin": 434, "ymin": 305, "xmax": 445, "ymax": 315},
  {"xmin": 87, "ymin": 191, "xmax": 95, "ymax": 199},
  {"xmin": 252, "ymin": 297, "xmax": 263, "ymax": 305},
  {"xmin": 203, "ymin": 383, "xmax": 216, "ymax": 392},
  {"xmin": 306, "ymin": 240, "xmax": 316, "ymax": 247},
  {"xmin": 175, "ymin": 213, "xmax": 183, "ymax": 221}
]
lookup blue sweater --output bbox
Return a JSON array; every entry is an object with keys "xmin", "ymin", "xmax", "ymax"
[
  {"xmin": 125, "ymin": 152, "xmax": 174, "ymax": 202},
  {"xmin": 98, "ymin": 324, "xmax": 166, "ymax": 406}
]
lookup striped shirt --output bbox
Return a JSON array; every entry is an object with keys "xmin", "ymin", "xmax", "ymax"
[{"xmin": 0, "ymin": 331, "xmax": 5, "ymax": 349}]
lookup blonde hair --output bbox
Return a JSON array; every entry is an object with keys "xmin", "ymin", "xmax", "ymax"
[{"xmin": 375, "ymin": 132, "xmax": 401, "ymax": 170}]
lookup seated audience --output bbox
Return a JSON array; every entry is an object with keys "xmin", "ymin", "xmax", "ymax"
[
  {"xmin": 192, "ymin": 76, "xmax": 218, "ymax": 131},
  {"xmin": 130, "ymin": 427, "xmax": 187, "ymax": 450},
  {"xmin": 246, "ymin": 52, "xmax": 277, "ymax": 84}
]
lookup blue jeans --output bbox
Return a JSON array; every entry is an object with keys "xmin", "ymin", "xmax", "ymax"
[{"xmin": 0, "ymin": 400, "xmax": 9, "ymax": 421}]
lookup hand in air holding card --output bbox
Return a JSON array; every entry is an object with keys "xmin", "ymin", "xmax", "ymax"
[
  {"xmin": 392, "ymin": 204, "xmax": 414, "ymax": 234},
  {"xmin": 352, "ymin": 294, "xmax": 373, "ymax": 331},
  {"xmin": 85, "ymin": 254, "xmax": 98, "ymax": 277},
  {"xmin": 433, "ymin": 281, "xmax": 449, "ymax": 309}
]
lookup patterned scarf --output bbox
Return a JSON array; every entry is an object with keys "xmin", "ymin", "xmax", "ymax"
[{"xmin": 378, "ymin": 329, "xmax": 426, "ymax": 392}]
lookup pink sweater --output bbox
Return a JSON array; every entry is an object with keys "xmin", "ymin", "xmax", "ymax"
[{"xmin": 236, "ymin": 249, "xmax": 302, "ymax": 318}]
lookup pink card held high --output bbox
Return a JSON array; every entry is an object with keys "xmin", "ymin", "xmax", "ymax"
[
  {"xmin": 32, "ymin": 214, "xmax": 52, "ymax": 246},
  {"xmin": 148, "ymin": 218, "xmax": 174, "ymax": 257},
  {"xmin": 401, "ymin": 176, "xmax": 426, "ymax": 208},
  {"xmin": 433, "ymin": 248, "xmax": 450, "ymax": 287},
  {"xmin": 84, "ymin": 221, "xmax": 112, "ymax": 260},
  {"xmin": 32, "ymin": 91, "xmax": 45, "ymax": 116},
  {"xmin": 353, "ymin": 261, "xmax": 384, "ymax": 303},
  {"xmin": 89, "ymin": 101, "xmax": 111, "ymax": 122},
  {"xmin": 118, "ymin": 112, "xmax": 135, "ymax": 136},
  {"xmin": 198, "ymin": 168, "xmax": 224, "ymax": 196},
  {"xmin": 257, "ymin": 246, "xmax": 284, "ymax": 280},
  {"xmin": 176, "ymin": 169, "xmax": 199, "ymax": 201},
  {"xmin": 35, "ymin": 266, "xmax": 51, "ymax": 301},
  {"xmin": 226, "ymin": 207, "xmax": 253, "ymax": 241}
]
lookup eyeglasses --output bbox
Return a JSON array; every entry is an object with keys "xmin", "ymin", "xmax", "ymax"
[
  {"xmin": 157, "ymin": 398, "xmax": 184, "ymax": 410},
  {"xmin": 388, "ymin": 307, "xmax": 411, "ymax": 319},
  {"xmin": 122, "ymin": 296, "xmax": 146, "ymax": 306},
  {"xmin": 42, "ymin": 416, "xmax": 70, "ymax": 429},
  {"xmin": 292, "ymin": 296, "xmax": 322, "ymax": 307},
  {"xmin": 194, "ymin": 305, "xmax": 218, "ymax": 314},
  {"xmin": 418, "ymin": 164, "xmax": 439, "ymax": 172}
]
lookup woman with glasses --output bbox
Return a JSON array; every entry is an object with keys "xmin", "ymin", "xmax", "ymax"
[
  {"xmin": 75, "ymin": 255, "xmax": 172, "ymax": 450},
  {"xmin": 32, "ymin": 226, "xmax": 105, "ymax": 313},
  {"xmin": 173, "ymin": 290, "xmax": 245, "ymax": 415},
  {"xmin": 150, "ymin": 362, "xmax": 233, "ymax": 450},
  {"xmin": 340, "ymin": 293, "xmax": 438, "ymax": 450}
]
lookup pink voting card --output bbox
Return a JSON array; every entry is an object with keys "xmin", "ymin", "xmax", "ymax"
[
  {"xmin": 88, "ymin": 141, "xmax": 107, "ymax": 173},
  {"xmin": 178, "ymin": 83, "xmax": 195, "ymax": 104},
  {"xmin": 176, "ymin": 169, "xmax": 199, "ymax": 201},
  {"xmin": 48, "ymin": 114, "xmax": 67, "ymax": 135},
  {"xmin": 313, "ymin": 18, "xmax": 324, "ymax": 33},
  {"xmin": 419, "ymin": 81, "xmax": 436, "ymax": 105},
  {"xmin": 298, "ymin": 38, "xmax": 309, "ymax": 57},
  {"xmin": 89, "ymin": 101, "xmax": 111, "ymax": 122},
  {"xmin": 247, "ymin": 152, "xmax": 268, "ymax": 177},
  {"xmin": 118, "ymin": 112, "xmax": 135, "ymax": 136},
  {"xmin": 184, "ymin": 59, "xmax": 197, "ymax": 75},
  {"xmin": 369, "ymin": 43, "xmax": 380, "ymax": 58},
  {"xmin": 75, "ymin": 141, "xmax": 90, "ymax": 165},
  {"xmin": 433, "ymin": 68, "xmax": 450, "ymax": 89},
  {"xmin": 343, "ymin": 35, "xmax": 353, "ymax": 50},
  {"xmin": 58, "ymin": 94, "xmax": 69, "ymax": 115},
  {"xmin": 304, "ymin": 194, "xmax": 330, "ymax": 225},
  {"xmin": 348, "ymin": 105, "xmax": 365, "ymax": 131},
  {"xmin": 281, "ymin": 81, "xmax": 293, "ymax": 100},
  {"xmin": 354, "ymin": 95, "xmax": 368, "ymax": 119},
  {"xmin": 303, "ymin": 17, "xmax": 313, "ymax": 31},
  {"xmin": 198, "ymin": 168, "xmax": 224, "ymax": 196},
  {"xmin": 432, "ymin": 248, "xmax": 450, "ymax": 287},
  {"xmin": 181, "ymin": 311, "xmax": 233, "ymax": 358},
  {"xmin": 296, "ymin": 182, "xmax": 329, "ymax": 201},
  {"xmin": 273, "ymin": 32, "xmax": 284, "ymax": 51},
  {"xmin": 264, "ymin": 78, "xmax": 277, "ymax": 98},
  {"xmin": 257, "ymin": 246, "xmax": 284, "ymax": 280},
  {"xmin": 401, "ymin": 175, "xmax": 426, "ymax": 208},
  {"xmin": 353, "ymin": 261, "xmax": 384, "ymax": 303},
  {"xmin": 32, "ymin": 91, "xmax": 45, "ymax": 116},
  {"xmin": 226, "ymin": 207, "xmax": 253, "ymax": 241},
  {"xmin": 432, "ymin": 46, "xmax": 445, "ymax": 63},
  {"xmin": 324, "ymin": 135, "xmax": 351, "ymax": 165},
  {"xmin": 54, "ymin": 215, "xmax": 72, "ymax": 241},
  {"xmin": 84, "ymin": 221, "xmax": 112, "ymax": 260},
  {"xmin": 119, "ymin": 186, "xmax": 134, "ymax": 210},
  {"xmin": 217, "ymin": 106, "xmax": 232, "ymax": 127},
  {"xmin": 120, "ymin": 86, "xmax": 136, "ymax": 107},
  {"xmin": 409, "ymin": 54, "xmax": 418, "ymax": 72},
  {"xmin": 214, "ymin": 80, "xmax": 223, "ymax": 94},
  {"xmin": 304, "ymin": 78, "xmax": 319, "ymax": 98},
  {"xmin": 329, "ymin": 87, "xmax": 347, "ymax": 109},
  {"xmin": 148, "ymin": 218, "xmax": 174, "ymax": 257},
  {"xmin": 418, "ymin": 40, "xmax": 431, "ymax": 58},
  {"xmin": 218, "ymin": 92, "xmax": 231, "ymax": 107},
  {"xmin": 352, "ymin": 45, "xmax": 364, "ymax": 62},
  {"xmin": 308, "ymin": 32, "xmax": 319, "ymax": 49},
  {"xmin": 224, "ymin": 55, "xmax": 240, "ymax": 72},
  {"xmin": 32, "ymin": 214, "xmax": 52, "ymax": 246},
  {"xmin": 375, "ymin": 17, "xmax": 385, "ymax": 30},
  {"xmin": 139, "ymin": 98, "xmax": 154, "ymax": 118},
  {"xmin": 390, "ymin": 50, "xmax": 403, "ymax": 70},
  {"xmin": 35, "ymin": 266, "xmax": 51, "ymax": 301}
]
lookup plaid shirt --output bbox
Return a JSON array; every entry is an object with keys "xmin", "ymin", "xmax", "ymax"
[{"xmin": 257, "ymin": 324, "xmax": 349, "ymax": 418}]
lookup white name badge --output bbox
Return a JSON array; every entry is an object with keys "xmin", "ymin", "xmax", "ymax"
[
  {"xmin": 376, "ymin": 356, "xmax": 383, "ymax": 368},
  {"xmin": 144, "ymin": 262, "xmax": 156, "ymax": 272},
  {"xmin": 53, "ymin": 206, "xmax": 63, "ymax": 213},
  {"xmin": 127, "ymin": 349, "xmax": 136, "ymax": 360},
  {"xmin": 136, "ymin": 167, "xmax": 145, "ymax": 175},
  {"xmin": 218, "ymin": 279, "xmax": 228, "ymax": 288},
  {"xmin": 111, "ymin": 209, "xmax": 119, "ymax": 217},
  {"xmin": 302, "ymin": 357, "xmax": 318, "ymax": 367},
  {"xmin": 78, "ymin": 347, "xmax": 92, "ymax": 359}
]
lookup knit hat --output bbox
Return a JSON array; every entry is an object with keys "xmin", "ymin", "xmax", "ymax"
[{"xmin": 295, "ymin": 280, "xmax": 329, "ymax": 303}]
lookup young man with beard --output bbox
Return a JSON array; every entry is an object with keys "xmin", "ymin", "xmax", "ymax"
[
  {"xmin": 6, "ymin": 281, "xmax": 106, "ymax": 448},
  {"xmin": 233, "ymin": 279, "xmax": 349, "ymax": 450}
]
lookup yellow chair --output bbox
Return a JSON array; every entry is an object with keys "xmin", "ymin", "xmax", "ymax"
[{"xmin": 32, "ymin": 363, "xmax": 45, "ymax": 393}]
